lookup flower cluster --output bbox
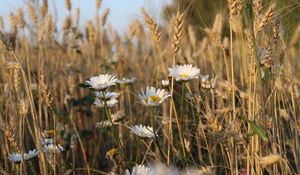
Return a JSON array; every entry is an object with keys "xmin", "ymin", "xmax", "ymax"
[
  {"xmin": 8, "ymin": 130, "xmax": 64, "ymax": 163},
  {"xmin": 8, "ymin": 149, "xmax": 38, "ymax": 163},
  {"xmin": 201, "ymin": 75, "xmax": 217, "ymax": 90}
]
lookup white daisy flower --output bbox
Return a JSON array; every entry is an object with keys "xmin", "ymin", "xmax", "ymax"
[
  {"xmin": 117, "ymin": 77, "xmax": 136, "ymax": 85},
  {"xmin": 8, "ymin": 149, "xmax": 38, "ymax": 163},
  {"xmin": 131, "ymin": 125, "xmax": 155, "ymax": 138},
  {"xmin": 161, "ymin": 80, "xmax": 170, "ymax": 87},
  {"xmin": 94, "ymin": 98, "xmax": 118, "ymax": 108},
  {"xmin": 96, "ymin": 111, "xmax": 126, "ymax": 128},
  {"xmin": 168, "ymin": 64, "xmax": 200, "ymax": 81},
  {"xmin": 201, "ymin": 75, "xmax": 217, "ymax": 89},
  {"xmin": 95, "ymin": 120, "xmax": 112, "ymax": 128},
  {"xmin": 85, "ymin": 74, "xmax": 118, "ymax": 90},
  {"xmin": 43, "ymin": 144, "xmax": 64, "ymax": 154},
  {"xmin": 95, "ymin": 91, "xmax": 120, "ymax": 100},
  {"xmin": 138, "ymin": 86, "xmax": 171, "ymax": 107},
  {"xmin": 111, "ymin": 111, "xmax": 126, "ymax": 122},
  {"xmin": 41, "ymin": 138, "xmax": 54, "ymax": 145},
  {"xmin": 125, "ymin": 165, "xmax": 154, "ymax": 175}
]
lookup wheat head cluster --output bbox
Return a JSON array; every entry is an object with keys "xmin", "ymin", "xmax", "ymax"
[{"xmin": 0, "ymin": 0, "xmax": 300, "ymax": 174}]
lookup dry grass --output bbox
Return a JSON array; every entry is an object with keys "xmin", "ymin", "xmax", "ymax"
[{"xmin": 0, "ymin": 0, "xmax": 299, "ymax": 174}]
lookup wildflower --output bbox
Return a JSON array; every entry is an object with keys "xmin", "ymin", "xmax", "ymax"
[
  {"xmin": 41, "ymin": 138, "xmax": 54, "ymax": 145},
  {"xmin": 85, "ymin": 74, "xmax": 118, "ymax": 90},
  {"xmin": 42, "ymin": 143, "xmax": 64, "ymax": 154},
  {"xmin": 96, "ymin": 120, "xmax": 112, "ymax": 128},
  {"xmin": 42, "ymin": 129, "xmax": 55, "ymax": 138},
  {"xmin": 131, "ymin": 125, "xmax": 155, "ymax": 138},
  {"xmin": 96, "ymin": 111, "xmax": 125, "ymax": 128},
  {"xmin": 94, "ymin": 98, "xmax": 118, "ymax": 108},
  {"xmin": 106, "ymin": 148, "xmax": 119, "ymax": 158},
  {"xmin": 149, "ymin": 162, "xmax": 180, "ymax": 175},
  {"xmin": 8, "ymin": 149, "xmax": 38, "ymax": 163},
  {"xmin": 95, "ymin": 91, "xmax": 120, "ymax": 100},
  {"xmin": 161, "ymin": 80, "xmax": 170, "ymax": 87},
  {"xmin": 183, "ymin": 166, "xmax": 215, "ymax": 175},
  {"xmin": 184, "ymin": 139, "xmax": 191, "ymax": 152},
  {"xmin": 168, "ymin": 64, "xmax": 200, "ymax": 82},
  {"xmin": 125, "ymin": 164, "xmax": 154, "ymax": 175},
  {"xmin": 138, "ymin": 86, "xmax": 171, "ymax": 107},
  {"xmin": 111, "ymin": 111, "xmax": 126, "ymax": 122},
  {"xmin": 201, "ymin": 75, "xmax": 217, "ymax": 89},
  {"xmin": 117, "ymin": 77, "xmax": 136, "ymax": 85}
]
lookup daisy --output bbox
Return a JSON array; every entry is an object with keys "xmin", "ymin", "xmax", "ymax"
[
  {"xmin": 95, "ymin": 91, "xmax": 120, "ymax": 100},
  {"xmin": 161, "ymin": 80, "xmax": 170, "ymax": 87},
  {"xmin": 85, "ymin": 74, "xmax": 118, "ymax": 90},
  {"xmin": 94, "ymin": 98, "xmax": 118, "ymax": 108},
  {"xmin": 43, "ymin": 144, "xmax": 64, "ymax": 154},
  {"xmin": 131, "ymin": 125, "xmax": 155, "ymax": 138},
  {"xmin": 41, "ymin": 138, "xmax": 54, "ymax": 145},
  {"xmin": 117, "ymin": 77, "xmax": 136, "ymax": 85},
  {"xmin": 125, "ymin": 165, "xmax": 154, "ymax": 175},
  {"xmin": 168, "ymin": 64, "xmax": 200, "ymax": 81},
  {"xmin": 111, "ymin": 111, "xmax": 126, "ymax": 122},
  {"xmin": 42, "ymin": 130, "xmax": 55, "ymax": 138},
  {"xmin": 138, "ymin": 86, "xmax": 171, "ymax": 107},
  {"xmin": 95, "ymin": 120, "xmax": 112, "ymax": 128},
  {"xmin": 201, "ymin": 75, "xmax": 217, "ymax": 89},
  {"xmin": 8, "ymin": 149, "xmax": 38, "ymax": 163}
]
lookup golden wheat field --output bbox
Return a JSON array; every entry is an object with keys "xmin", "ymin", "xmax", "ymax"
[{"xmin": 0, "ymin": 0, "xmax": 300, "ymax": 174}]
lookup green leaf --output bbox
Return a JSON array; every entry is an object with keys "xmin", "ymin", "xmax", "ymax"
[{"xmin": 248, "ymin": 120, "xmax": 268, "ymax": 141}]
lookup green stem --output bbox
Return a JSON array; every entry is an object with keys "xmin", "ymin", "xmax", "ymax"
[
  {"xmin": 150, "ymin": 108, "xmax": 167, "ymax": 163},
  {"xmin": 101, "ymin": 91, "xmax": 126, "ymax": 168},
  {"xmin": 180, "ymin": 82, "xmax": 185, "ymax": 129},
  {"xmin": 180, "ymin": 82, "xmax": 188, "ymax": 163},
  {"xmin": 126, "ymin": 86, "xmax": 133, "ymax": 124}
]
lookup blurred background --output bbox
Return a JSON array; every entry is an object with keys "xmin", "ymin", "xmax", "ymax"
[
  {"xmin": 0, "ymin": 0, "xmax": 172, "ymax": 33},
  {"xmin": 1, "ymin": 0, "xmax": 299, "ymax": 37}
]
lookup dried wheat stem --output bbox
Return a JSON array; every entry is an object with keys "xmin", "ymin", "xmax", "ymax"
[{"xmin": 255, "ymin": 2, "xmax": 276, "ymax": 34}]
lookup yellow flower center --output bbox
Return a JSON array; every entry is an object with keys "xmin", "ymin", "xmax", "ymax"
[
  {"xmin": 148, "ymin": 95, "xmax": 161, "ymax": 103},
  {"xmin": 179, "ymin": 74, "xmax": 189, "ymax": 79},
  {"xmin": 45, "ymin": 130, "xmax": 55, "ymax": 137}
]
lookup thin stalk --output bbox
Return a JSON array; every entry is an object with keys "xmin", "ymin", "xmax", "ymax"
[
  {"xmin": 150, "ymin": 108, "xmax": 167, "ymax": 163},
  {"xmin": 101, "ymin": 91, "xmax": 126, "ymax": 169},
  {"xmin": 180, "ymin": 81, "xmax": 187, "ymax": 162},
  {"xmin": 126, "ymin": 86, "xmax": 133, "ymax": 124},
  {"xmin": 180, "ymin": 82, "xmax": 185, "ymax": 129},
  {"xmin": 229, "ymin": 16, "xmax": 236, "ymax": 120}
]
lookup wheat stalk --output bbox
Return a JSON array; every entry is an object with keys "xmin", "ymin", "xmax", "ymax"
[
  {"xmin": 141, "ymin": 7, "xmax": 161, "ymax": 45},
  {"xmin": 255, "ymin": 2, "xmax": 276, "ymax": 34},
  {"xmin": 0, "ymin": 122, "xmax": 20, "ymax": 152},
  {"xmin": 27, "ymin": 3, "xmax": 38, "ymax": 24},
  {"xmin": 39, "ymin": 74, "xmax": 53, "ymax": 109},
  {"xmin": 41, "ymin": 0, "xmax": 48, "ymax": 18},
  {"xmin": 171, "ymin": 11, "xmax": 185, "ymax": 57},
  {"xmin": 101, "ymin": 9, "xmax": 110, "ymax": 26},
  {"xmin": 66, "ymin": 0, "xmax": 72, "ymax": 12}
]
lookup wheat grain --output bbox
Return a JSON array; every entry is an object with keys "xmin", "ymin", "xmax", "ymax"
[
  {"xmin": 141, "ymin": 7, "xmax": 161, "ymax": 44},
  {"xmin": 27, "ymin": 3, "xmax": 38, "ymax": 24},
  {"xmin": 66, "ymin": 0, "xmax": 72, "ymax": 12}
]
